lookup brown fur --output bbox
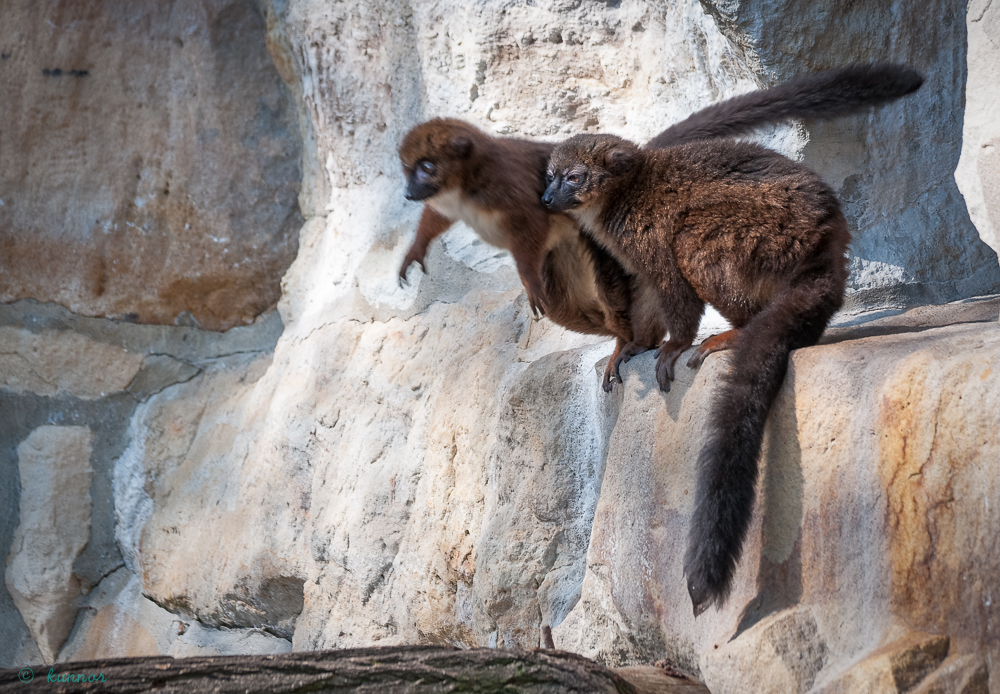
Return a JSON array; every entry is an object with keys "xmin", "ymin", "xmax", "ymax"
[
  {"xmin": 398, "ymin": 118, "xmax": 665, "ymax": 389},
  {"xmin": 398, "ymin": 119, "xmax": 552, "ymax": 314},
  {"xmin": 545, "ymin": 135, "xmax": 850, "ymax": 386},
  {"xmin": 397, "ymin": 64, "xmax": 922, "ymax": 391},
  {"xmin": 545, "ymin": 65, "xmax": 922, "ymax": 613},
  {"xmin": 542, "ymin": 131, "xmax": 869, "ymax": 616}
]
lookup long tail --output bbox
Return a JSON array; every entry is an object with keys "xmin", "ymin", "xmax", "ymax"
[
  {"xmin": 683, "ymin": 271, "xmax": 844, "ymax": 616},
  {"xmin": 646, "ymin": 63, "xmax": 923, "ymax": 150}
]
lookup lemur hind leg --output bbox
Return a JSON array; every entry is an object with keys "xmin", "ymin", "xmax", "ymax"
[{"xmin": 687, "ymin": 329, "xmax": 741, "ymax": 369}]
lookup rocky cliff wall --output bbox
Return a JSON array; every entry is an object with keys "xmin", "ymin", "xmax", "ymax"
[
  {"xmin": 2, "ymin": 1, "xmax": 999, "ymax": 692},
  {"xmin": 0, "ymin": 0, "xmax": 303, "ymax": 330}
]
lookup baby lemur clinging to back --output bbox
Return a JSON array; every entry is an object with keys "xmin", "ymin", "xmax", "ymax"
[
  {"xmin": 398, "ymin": 64, "xmax": 923, "ymax": 390},
  {"xmin": 541, "ymin": 63, "xmax": 923, "ymax": 615}
]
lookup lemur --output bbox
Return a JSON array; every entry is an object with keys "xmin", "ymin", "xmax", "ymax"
[
  {"xmin": 399, "ymin": 64, "xmax": 923, "ymax": 392},
  {"xmin": 540, "ymin": 63, "xmax": 923, "ymax": 615}
]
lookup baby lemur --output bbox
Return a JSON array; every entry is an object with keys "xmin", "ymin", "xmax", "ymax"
[
  {"xmin": 398, "ymin": 63, "xmax": 923, "ymax": 391},
  {"xmin": 541, "ymin": 64, "xmax": 923, "ymax": 615}
]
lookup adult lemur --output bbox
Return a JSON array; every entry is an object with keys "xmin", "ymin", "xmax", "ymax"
[
  {"xmin": 399, "ymin": 64, "xmax": 922, "ymax": 391},
  {"xmin": 540, "ymin": 63, "xmax": 923, "ymax": 615}
]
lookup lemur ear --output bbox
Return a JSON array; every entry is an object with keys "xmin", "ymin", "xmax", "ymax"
[
  {"xmin": 448, "ymin": 136, "xmax": 473, "ymax": 158},
  {"xmin": 605, "ymin": 148, "xmax": 635, "ymax": 174}
]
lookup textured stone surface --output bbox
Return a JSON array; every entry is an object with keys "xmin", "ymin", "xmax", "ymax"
[
  {"xmin": 0, "ymin": 327, "xmax": 144, "ymax": 399},
  {"xmin": 701, "ymin": 607, "xmax": 828, "ymax": 692},
  {"xmin": 957, "ymin": 0, "xmax": 1000, "ymax": 256},
  {"xmin": 813, "ymin": 632, "xmax": 950, "ymax": 694},
  {"xmin": 59, "ymin": 568, "xmax": 292, "ymax": 661},
  {"xmin": 910, "ymin": 653, "xmax": 990, "ymax": 694},
  {"xmin": 0, "ymin": 300, "xmax": 284, "ymax": 363},
  {"xmin": 98, "ymin": 298, "xmax": 1000, "ymax": 691},
  {"xmin": 0, "ymin": 301, "xmax": 281, "ymax": 669},
  {"xmin": 0, "ymin": 0, "xmax": 302, "ymax": 330},
  {"xmin": 554, "ymin": 314, "xmax": 1000, "ymax": 690},
  {"xmin": 112, "ymin": 293, "xmax": 615, "ymax": 651},
  {"xmin": 2, "ymin": 1, "xmax": 1000, "ymax": 691},
  {"xmin": 5, "ymin": 426, "xmax": 94, "ymax": 663}
]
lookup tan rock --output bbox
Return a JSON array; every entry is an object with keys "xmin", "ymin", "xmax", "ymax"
[
  {"xmin": 0, "ymin": 327, "xmax": 144, "ymax": 398},
  {"xmin": 5, "ymin": 0, "xmax": 1000, "ymax": 686},
  {"xmin": 67, "ymin": 605, "xmax": 160, "ymax": 661},
  {"xmin": 0, "ymin": 0, "xmax": 302, "ymax": 330},
  {"xmin": 813, "ymin": 632, "xmax": 949, "ymax": 694},
  {"xmin": 5, "ymin": 426, "xmax": 94, "ymax": 663},
  {"xmin": 702, "ymin": 607, "xmax": 827, "ymax": 693},
  {"xmin": 114, "ymin": 290, "xmax": 614, "ymax": 650},
  {"xmin": 909, "ymin": 653, "xmax": 990, "ymax": 694},
  {"xmin": 556, "ymin": 317, "xmax": 1000, "ymax": 690}
]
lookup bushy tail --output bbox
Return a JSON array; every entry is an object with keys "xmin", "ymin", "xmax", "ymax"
[
  {"xmin": 683, "ymin": 274, "xmax": 844, "ymax": 615},
  {"xmin": 646, "ymin": 63, "xmax": 924, "ymax": 150}
]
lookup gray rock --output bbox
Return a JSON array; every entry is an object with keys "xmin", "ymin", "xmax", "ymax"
[
  {"xmin": 126, "ymin": 356, "xmax": 201, "ymax": 402},
  {"xmin": 5, "ymin": 427, "xmax": 95, "ymax": 663}
]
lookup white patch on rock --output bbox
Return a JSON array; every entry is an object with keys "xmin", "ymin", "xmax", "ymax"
[
  {"xmin": 697, "ymin": 305, "xmax": 732, "ymax": 341},
  {"xmin": 113, "ymin": 412, "xmax": 154, "ymax": 576},
  {"xmin": 442, "ymin": 224, "xmax": 515, "ymax": 274},
  {"xmin": 5, "ymin": 426, "xmax": 95, "ymax": 663},
  {"xmin": 956, "ymin": 0, "xmax": 1000, "ymax": 255},
  {"xmin": 846, "ymin": 258, "xmax": 910, "ymax": 291}
]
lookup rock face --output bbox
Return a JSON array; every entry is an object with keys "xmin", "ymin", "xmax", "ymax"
[
  {"xmin": 0, "ymin": 0, "xmax": 303, "ymax": 331},
  {"xmin": 0, "ymin": 301, "xmax": 282, "ymax": 668},
  {"xmin": 957, "ymin": 0, "xmax": 1000, "ymax": 257},
  {"xmin": 2, "ymin": 1, "xmax": 1000, "ymax": 693},
  {"xmin": 0, "ymin": 327, "xmax": 144, "ymax": 398},
  {"xmin": 5, "ymin": 427, "xmax": 94, "ymax": 663},
  {"xmin": 554, "ymin": 301, "xmax": 1000, "ymax": 691}
]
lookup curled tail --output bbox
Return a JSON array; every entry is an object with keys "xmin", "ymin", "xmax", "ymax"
[
  {"xmin": 683, "ymin": 272, "xmax": 844, "ymax": 615},
  {"xmin": 646, "ymin": 63, "xmax": 923, "ymax": 150}
]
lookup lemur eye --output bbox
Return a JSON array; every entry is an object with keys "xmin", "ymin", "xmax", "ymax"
[
  {"xmin": 566, "ymin": 173, "xmax": 582, "ymax": 184},
  {"xmin": 419, "ymin": 160, "xmax": 436, "ymax": 175},
  {"xmin": 545, "ymin": 171, "xmax": 554, "ymax": 183}
]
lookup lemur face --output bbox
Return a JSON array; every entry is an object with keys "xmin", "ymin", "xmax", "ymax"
[
  {"xmin": 542, "ymin": 134, "xmax": 638, "ymax": 212},
  {"xmin": 399, "ymin": 119, "xmax": 476, "ymax": 202}
]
